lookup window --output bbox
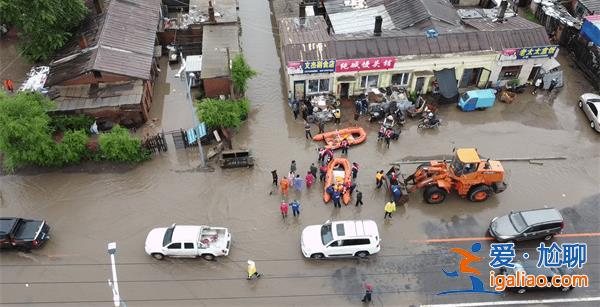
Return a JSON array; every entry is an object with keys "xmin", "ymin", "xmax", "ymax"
[
  {"xmin": 588, "ymin": 103, "xmax": 598, "ymax": 116},
  {"xmin": 360, "ymin": 75, "xmax": 379, "ymax": 88},
  {"xmin": 321, "ymin": 224, "xmax": 333, "ymax": 245},
  {"xmin": 307, "ymin": 79, "xmax": 330, "ymax": 93},
  {"xmin": 342, "ymin": 239, "xmax": 371, "ymax": 246},
  {"xmin": 329, "ymin": 240, "xmax": 340, "ymax": 247},
  {"xmin": 167, "ymin": 243, "xmax": 181, "ymax": 249},
  {"xmin": 184, "ymin": 243, "xmax": 194, "ymax": 249},
  {"xmin": 336, "ymin": 224, "xmax": 345, "ymax": 236},
  {"xmin": 509, "ymin": 212, "xmax": 528, "ymax": 232},
  {"xmin": 391, "ymin": 73, "xmax": 411, "ymax": 86},
  {"xmin": 499, "ymin": 66, "xmax": 522, "ymax": 80},
  {"xmin": 163, "ymin": 227, "xmax": 174, "ymax": 247}
]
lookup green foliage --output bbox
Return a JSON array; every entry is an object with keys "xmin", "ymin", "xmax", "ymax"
[
  {"xmin": 508, "ymin": 78, "xmax": 520, "ymax": 87},
  {"xmin": 408, "ymin": 91, "xmax": 419, "ymax": 102},
  {"xmin": 50, "ymin": 114, "xmax": 95, "ymax": 132},
  {"xmin": 55, "ymin": 130, "xmax": 89, "ymax": 165},
  {"xmin": 0, "ymin": 92, "xmax": 55, "ymax": 171},
  {"xmin": 196, "ymin": 98, "xmax": 250, "ymax": 129},
  {"xmin": 0, "ymin": 0, "xmax": 88, "ymax": 62},
  {"xmin": 523, "ymin": 9, "xmax": 538, "ymax": 23},
  {"xmin": 98, "ymin": 125, "xmax": 149, "ymax": 163},
  {"xmin": 231, "ymin": 54, "xmax": 256, "ymax": 94}
]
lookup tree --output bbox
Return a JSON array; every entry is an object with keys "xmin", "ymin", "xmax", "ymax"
[
  {"xmin": 196, "ymin": 98, "xmax": 250, "ymax": 148},
  {"xmin": 98, "ymin": 125, "xmax": 149, "ymax": 163},
  {"xmin": 0, "ymin": 0, "xmax": 87, "ymax": 62},
  {"xmin": 231, "ymin": 54, "xmax": 256, "ymax": 95},
  {"xmin": 0, "ymin": 92, "xmax": 56, "ymax": 171}
]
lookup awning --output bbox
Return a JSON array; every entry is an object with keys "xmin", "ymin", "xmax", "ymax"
[
  {"xmin": 541, "ymin": 58, "xmax": 561, "ymax": 73},
  {"xmin": 434, "ymin": 68, "xmax": 459, "ymax": 103},
  {"xmin": 185, "ymin": 55, "xmax": 203, "ymax": 73},
  {"xmin": 337, "ymin": 75, "xmax": 356, "ymax": 82},
  {"xmin": 413, "ymin": 70, "xmax": 434, "ymax": 77}
]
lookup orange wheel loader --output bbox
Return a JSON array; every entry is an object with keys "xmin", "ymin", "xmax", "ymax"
[{"xmin": 403, "ymin": 148, "xmax": 507, "ymax": 204}]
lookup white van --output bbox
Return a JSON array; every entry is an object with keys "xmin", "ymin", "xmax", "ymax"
[{"xmin": 301, "ymin": 220, "xmax": 381, "ymax": 259}]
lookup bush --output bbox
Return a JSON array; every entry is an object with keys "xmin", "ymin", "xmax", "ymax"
[
  {"xmin": 98, "ymin": 125, "xmax": 149, "ymax": 163},
  {"xmin": 197, "ymin": 98, "xmax": 250, "ymax": 129},
  {"xmin": 50, "ymin": 114, "xmax": 95, "ymax": 132},
  {"xmin": 55, "ymin": 130, "xmax": 89, "ymax": 165}
]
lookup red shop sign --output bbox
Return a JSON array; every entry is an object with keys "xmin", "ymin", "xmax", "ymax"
[{"xmin": 335, "ymin": 57, "xmax": 396, "ymax": 73}]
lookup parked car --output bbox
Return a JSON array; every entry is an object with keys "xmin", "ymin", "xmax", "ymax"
[
  {"xmin": 301, "ymin": 220, "xmax": 380, "ymax": 259},
  {"xmin": 488, "ymin": 208, "xmax": 563, "ymax": 242},
  {"xmin": 499, "ymin": 260, "xmax": 574, "ymax": 294},
  {"xmin": 0, "ymin": 217, "xmax": 50, "ymax": 251},
  {"xmin": 578, "ymin": 93, "xmax": 600, "ymax": 132},
  {"xmin": 145, "ymin": 224, "xmax": 231, "ymax": 260},
  {"xmin": 458, "ymin": 89, "xmax": 497, "ymax": 111}
]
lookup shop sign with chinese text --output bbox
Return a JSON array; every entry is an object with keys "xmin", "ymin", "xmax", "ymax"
[
  {"xmin": 335, "ymin": 57, "xmax": 396, "ymax": 73},
  {"xmin": 301, "ymin": 59, "xmax": 336, "ymax": 73},
  {"xmin": 500, "ymin": 46, "xmax": 559, "ymax": 60}
]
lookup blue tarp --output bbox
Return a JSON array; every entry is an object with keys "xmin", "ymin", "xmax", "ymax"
[{"xmin": 581, "ymin": 16, "xmax": 600, "ymax": 46}]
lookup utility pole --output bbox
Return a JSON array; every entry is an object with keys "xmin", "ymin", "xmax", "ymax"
[{"xmin": 107, "ymin": 242, "xmax": 126, "ymax": 307}]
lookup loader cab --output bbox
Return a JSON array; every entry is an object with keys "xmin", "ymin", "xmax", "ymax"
[{"xmin": 451, "ymin": 148, "xmax": 481, "ymax": 177}]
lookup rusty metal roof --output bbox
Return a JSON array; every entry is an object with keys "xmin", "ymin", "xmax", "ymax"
[
  {"xmin": 48, "ymin": 80, "xmax": 144, "ymax": 111},
  {"xmin": 201, "ymin": 24, "xmax": 240, "ymax": 79},
  {"xmin": 47, "ymin": 0, "xmax": 162, "ymax": 86}
]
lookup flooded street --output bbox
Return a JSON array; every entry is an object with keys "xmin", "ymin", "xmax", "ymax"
[{"xmin": 1, "ymin": 0, "xmax": 600, "ymax": 306}]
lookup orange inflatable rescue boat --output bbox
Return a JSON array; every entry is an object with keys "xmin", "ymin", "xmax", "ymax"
[
  {"xmin": 323, "ymin": 158, "xmax": 352, "ymax": 205},
  {"xmin": 312, "ymin": 127, "xmax": 366, "ymax": 150}
]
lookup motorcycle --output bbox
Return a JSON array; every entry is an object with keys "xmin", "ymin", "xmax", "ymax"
[
  {"xmin": 369, "ymin": 104, "xmax": 386, "ymax": 122},
  {"xmin": 417, "ymin": 116, "xmax": 441, "ymax": 129}
]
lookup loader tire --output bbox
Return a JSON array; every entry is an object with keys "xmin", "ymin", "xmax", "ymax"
[
  {"xmin": 468, "ymin": 185, "xmax": 492, "ymax": 202},
  {"xmin": 423, "ymin": 186, "xmax": 447, "ymax": 204}
]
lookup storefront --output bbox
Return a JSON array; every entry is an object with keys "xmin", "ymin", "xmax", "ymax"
[
  {"xmin": 490, "ymin": 45, "xmax": 561, "ymax": 87},
  {"xmin": 286, "ymin": 60, "xmax": 334, "ymax": 101}
]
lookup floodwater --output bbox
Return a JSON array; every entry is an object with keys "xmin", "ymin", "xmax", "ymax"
[
  {"xmin": 1, "ymin": 0, "xmax": 600, "ymax": 305},
  {"xmin": 0, "ymin": 37, "xmax": 33, "ymax": 89}
]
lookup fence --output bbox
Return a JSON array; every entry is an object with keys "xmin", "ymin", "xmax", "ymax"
[{"xmin": 142, "ymin": 132, "xmax": 168, "ymax": 153}]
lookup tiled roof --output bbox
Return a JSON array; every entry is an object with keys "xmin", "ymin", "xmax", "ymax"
[{"xmin": 47, "ymin": 0, "xmax": 162, "ymax": 86}]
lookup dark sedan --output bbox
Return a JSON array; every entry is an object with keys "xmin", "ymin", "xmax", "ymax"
[{"xmin": 488, "ymin": 208, "xmax": 563, "ymax": 242}]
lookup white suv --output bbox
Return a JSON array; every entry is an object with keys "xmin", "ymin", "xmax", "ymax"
[{"xmin": 301, "ymin": 220, "xmax": 381, "ymax": 259}]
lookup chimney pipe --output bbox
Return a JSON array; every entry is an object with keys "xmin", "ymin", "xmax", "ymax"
[
  {"xmin": 208, "ymin": 1, "xmax": 216, "ymax": 23},
  {"xmin": 78, "ymin": 35, "xmax": 88, "ymax": 50},
  {"xmin": 374, "ymin": 16, "xmax": 383, "ymax": 36},
  {"xmin": 93, "ymin": 0, "xmax": 104, "ymax": 14},
  {"xmin": 299, "ymin": 1, "xmax": 306, "ymax": 26},
  {"xmin": 497, "ymin": 0, "xmax": 508, "ymax": 21}
]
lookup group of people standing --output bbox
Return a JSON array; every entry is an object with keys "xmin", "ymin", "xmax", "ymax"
[{"xmin": 271, "ymin": 160, "xmax": 321, "ymax": 219}]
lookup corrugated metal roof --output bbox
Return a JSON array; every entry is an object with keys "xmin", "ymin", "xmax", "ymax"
[
  {"xmin": 580, "ymin": 0, "xmax": 600, "ymax": 14},
  {"xmin": 47, "ymin": 0, "xmax": 162, "ymax": 86},
  {"xmin": 328, "ymin": 5, "xmax": 394, "ymax": 34},
  {"xmin": 201, "ymin": 24, "xmax": 240, "ymax": 79},
  {"xmin": 190, "ymin": 0, "xmax": 238, "ymax": 24},
  {"xmin": 48, "ymin": 80, "xmax": 144, "ymax": 111}
]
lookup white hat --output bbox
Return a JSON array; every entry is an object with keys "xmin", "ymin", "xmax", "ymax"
[{"xmin": 387, "ymin": 115, "xmax": 393, "ymax": 120}]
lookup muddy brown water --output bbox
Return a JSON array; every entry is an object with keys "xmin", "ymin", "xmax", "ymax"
[{"xmin": 1, "ymin": 0, "xmax": 600, "ymax": 305}]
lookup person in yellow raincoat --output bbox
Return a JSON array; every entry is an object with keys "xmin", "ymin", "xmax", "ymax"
[
  {"xmin": 247, "ymin": 260, "xmax": 262, "ymax": 280},
  {"xmin": 384, "ymin": 201, "xmax": 396, "ymax": 219}
]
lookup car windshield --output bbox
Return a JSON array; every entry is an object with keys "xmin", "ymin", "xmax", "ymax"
[
  {"xmin": 451, "ymin": 156, "xmax": 463, "ymax": 175},
  {"xmin": 321, "ymin": 224, "xmax": 333, "ymax": 245},
  {"xmin": 509, "ymin": 212, "xmax": 528, "ymax": 232},
  {"xmin": 163, "ymin": 227, "xmax": 174, "ymax": 247},
  {"xmin": 461, "ymin": 92, "xmax": 470, "ymax": 101}
]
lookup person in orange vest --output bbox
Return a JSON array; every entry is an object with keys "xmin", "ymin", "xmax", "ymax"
[
  {"xmin": 3, "ymin": 79, "xmax": 14, "ymax": 93},
  {"xmin": 280, "ymin": 177, "xmax": 289, "ymax": 196}
]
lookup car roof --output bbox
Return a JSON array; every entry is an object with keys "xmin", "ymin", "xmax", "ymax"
[
  {"xmin": 520, "ymin": 208, "xmax": 562, "ymax": 226},
  {"xmin": 456, "ymin": 148, "xmax": 481, "ymax": 163},
  {"xmin": 514, "ymin": 260, "xmax": 558, "ymax": 275},
  {"xmin": 333, "ymin": 220, "xmax": 378, "ymax": 238},
  {"xmin": 467, "ymin": 89, "xmax": 496, "ymax": 98},
  {"xmin": 171, "ymin": 225, "xmax": 201, "ymax": 242}
]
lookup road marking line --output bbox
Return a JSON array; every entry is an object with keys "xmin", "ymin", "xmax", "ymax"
[
  {"xmin": 411, "ymin": 232, "xmax": 600, "ymax": 244},
  {"xmin": 420, "ymin": 296, "xmax": 600, "ymax": 307},
  {"xmin": 557, "ymin": 232, "xmax": 600, "ymax": 238}
]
